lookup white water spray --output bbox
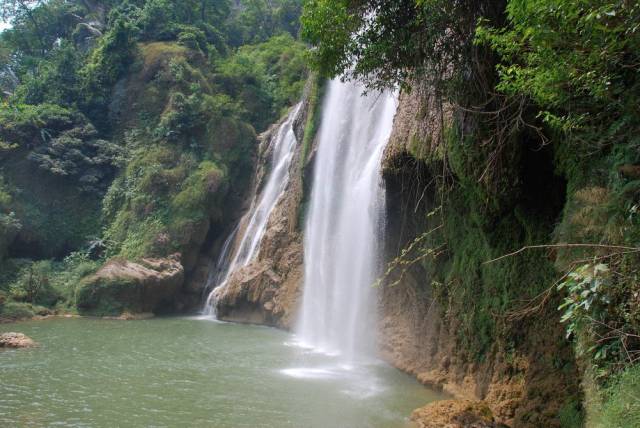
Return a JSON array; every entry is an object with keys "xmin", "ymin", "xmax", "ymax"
[
  {"xmin": 297, "ymin": 79, "xmax": 397, "ymax": 361},
  {"xmin": 203, "ymin": 103, "xmax": 302, "ymax": 316}
]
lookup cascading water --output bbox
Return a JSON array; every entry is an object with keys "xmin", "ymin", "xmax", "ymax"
[
  {"xmin": 203, "ymin": 103, "xmax": 302, "ymax": 316},
  {"xmin": 297, "ymin": 79, "xmax": 398, "ymax": 361}
]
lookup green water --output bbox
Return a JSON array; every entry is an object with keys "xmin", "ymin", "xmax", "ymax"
[{"xmin": 0, "ymin": 317, "xmax": 442, "ymax": 427}]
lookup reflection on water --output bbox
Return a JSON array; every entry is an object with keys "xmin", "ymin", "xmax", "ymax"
[{"xmin": 0, "ymin": 317, "xmax": 443, "ymax": 427}]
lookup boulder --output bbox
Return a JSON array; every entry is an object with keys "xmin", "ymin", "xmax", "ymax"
[
  {"xmin": 77, "ymin": 254, "xmax": 184, "ymax": 316},
  {"xmin": 0, "ymin": 332, "xmax": 37, "ymax": 348}
]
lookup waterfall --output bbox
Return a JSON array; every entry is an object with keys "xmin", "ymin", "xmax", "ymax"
[
  {"xmin": 297, "ymin": 79, "xmax": 397, "ymax": 360},
  {"xmin": 203, "ymin": 103, "xmax": 302, "ymax": 316}
]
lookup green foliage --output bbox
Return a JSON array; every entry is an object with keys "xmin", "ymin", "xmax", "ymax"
[
  {"xmin": 216, "ymin": 33, "xmax": 309, "ymax": 130},
  {"xmin": 8, "ymin": 260, "xmax": 59, "ymax": 306},
  {"xmin": 300, "ymin": 73, "xmax": 323, "ymax": 165},
  {"xmin": 0, "ymin": 301, "xmax": 35, "ymax": 321},
  {"xmin": 0, "ymin": 103, "xmax": 78, "ymax": 146},
  {"xmin": 102, "ymin": 140, "xmax": 230, "ymax": 260},
  {"xmin": 155, "ymin": 90, "xmax": 241, "ymax": 144},
  {"xmin": 0, "ymin": 0, "xmax": 307, "ymax": 317},
  {"xmin": 176, "ymin": 25, "xmax": 209, "ymax": 53},
  {"xmin": 476, "ymin": 1, "xmax": 640, "ymax": 153},
  {"xmin": 592, "ymin": 364, "xmax": 640, "ymax": 428},
  {"xmin": 13, "ymin": 41, "xmax": 82, "ymax": 106},
  {"xmin": 226, "ymin": 0, "xmax": 302, "ymax": 47},
  {"xmin": 102, "ymin": 145, "xmax": 183, "ymax": 259},
  {"xmin": 557, "ymin": 256, "xmax": 640, "ymax": 380},
  {"xmin": 131, "ymin": 0, "xmax": 230, "ymax": 41},
  {"xmin": 0, "ymin": 0, "xmax": 84, "ymax": 62},
  {"xmin": 50, "ymin": 251, "xmax": 101, "ymax": 309},
  {"xmin": 301, "ymin": 0, "xmax": 501, "ymax": 91},
  {"xmin": 171, "ymin": 160, "xmax": 225, "ymax": 220},
  {"xmin": 559, "ymin": 263, "xmax": 611, "ymax": 340},
  {"xmin": 443, "ymin": 189, "xmax": 559, "ymax": 358},
  {"xmin": 98, "ymin": 39, "xmax": 261, "ymax": 261},
  {"xmin": 0, "ymin": 103, "xmax": 110, "ymax": 258},
  {"xmin": 0, "ymin": 102, "xmax": 121, "ymax": 193},
  {"xmin": 558, "ymin": 398, "xmax": 585, "ymax": 428},
  {"xmin": 0, "ymin": 176, "xmax": 21, "ymax": 260},
  {"xmin": 80, "ymin": 18, "xmax": 138, "ymax": 129},
  {"xmin": 27, "ymin": 124, "xmax": 123, "ymax": 192},
  {"xmin": 0, "ymin": 251, "xmax": 99, "ymax": 317}
]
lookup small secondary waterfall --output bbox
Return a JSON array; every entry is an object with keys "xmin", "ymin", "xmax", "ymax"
[
  {"xmin": 203, "ymin": 103, "xmax": 302, "ymax": 316},
  {"xmin": 297, "ymin": 79, "xmax": 397, "ymax": 360}
]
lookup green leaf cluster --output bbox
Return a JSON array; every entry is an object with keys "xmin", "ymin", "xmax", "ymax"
[{"xmin": 476, "ymin": 0, "xmax": 640, "ymax": 153}]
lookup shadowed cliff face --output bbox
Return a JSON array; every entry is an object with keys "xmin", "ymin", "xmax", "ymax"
[{"xmin": 378, "ymin": 85, "xmax": 580, "ymax": 428}]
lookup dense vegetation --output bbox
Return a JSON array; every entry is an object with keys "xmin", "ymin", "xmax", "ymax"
[
  {"xmin": 0, "ymin": 0, "xmax": 308, "ymax": 319},
  {"xmin": 302, "ymin": 0, "xmax": 639, "ymax": 426}
]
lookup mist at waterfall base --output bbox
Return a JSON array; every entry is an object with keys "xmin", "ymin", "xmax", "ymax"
[{"xmin": 202, "ymin": 103, "xmax": 302, "ymax": 316}]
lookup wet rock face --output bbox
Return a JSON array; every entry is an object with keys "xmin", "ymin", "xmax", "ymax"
[
  {"xmin": 215, "ymin": 239, "xmax": 303, "ymax": 328},
  {"xmin": 213, "ymin": 87, "xmax": 313, "ymax": 329},
  {"xmin": 0, "ymin": 332, "xmax": 37, "ymax": 349},
  {"xmin": 77, "ymin": 254, "xmax": 184, "ymax": 316}
]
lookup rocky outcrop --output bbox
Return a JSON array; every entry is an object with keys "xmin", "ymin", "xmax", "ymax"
[
  {"xmin": 215, "ymin": 240, "xmax": 303, "ymax": 327},
  {"xmin": 411, "ymin": 400, "xmax": 505, "ymax": 428},
  {"xmin": 0, "ymin": 332, "xmax": 37, "ymax": 348},
  {"xmin": 77, "ymin": 254, "xmax": 184, "ymax": 316},
  {"xmin": 382, "ymin": 83, "xmax": 449, "ymax": 169},
  {"xmin": 213, "ymin": 86, "xmax": 313, "ymax": 328}
]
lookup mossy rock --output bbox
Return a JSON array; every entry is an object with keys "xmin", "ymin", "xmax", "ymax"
[{"xmin": 76, "ymin": 255, "xmax": 184, "ymax": 316}]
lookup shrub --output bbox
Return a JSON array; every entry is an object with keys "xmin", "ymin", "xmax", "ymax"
[
  {"xmin": 216, "ymin": 33, "xmax": 309, "ymax": 130},
  {"xmin": 50, "ymin": 251, "xmax": 101, "ymax": 308},
  {"xmin": 176, "ymin": 25, "xmax": 208, "ymax": 53},
  {"xmin": 8, "ymin": 260, "xmax": 59, "ymax": 307},
  {"xmin": 0, "ymin": 103, "xmax": 78, "ymax": 147},
  {"xmin": 0, "ymin": 301, "xmax": 35, "ymax": 321}
]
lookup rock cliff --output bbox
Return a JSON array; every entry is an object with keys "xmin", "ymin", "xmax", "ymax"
[
  {"xmin": 211, "ymin": 82, "xmax": 316, "ymax": 328},
  {"xmin": 378, "ymin": 85, "xmax": 580, "ymax": 427}
]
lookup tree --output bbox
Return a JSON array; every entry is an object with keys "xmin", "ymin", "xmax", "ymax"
[
  {"xmin": 301, "ymin": 0, "xmax": 504, "ymax": 92},
  {"xmin": 0, "ymin": 1, "xmax": 47, "ymax": 53},
  {"xmin": 476, "ymin": 0, "xmax": 640, "ymax": 150}
]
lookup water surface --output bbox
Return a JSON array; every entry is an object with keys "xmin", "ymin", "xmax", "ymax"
[{"xmin": 0, "ymin": 317, "xmax": 442, "ymax": 427}]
